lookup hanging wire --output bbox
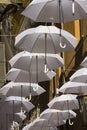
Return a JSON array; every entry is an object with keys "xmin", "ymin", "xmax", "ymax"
[
  {"xmin": 67, "ymin": 100, "xmax": 74, "ymax": 125},
  {"xmin": 36, "ymin": 55, "xmax": 38, "ymax": 84},
  {"xmin": 59, "ymin": 0, "xmax": 66, "ymax": 48},
  {"xmin": 28, "ymin": 54, "xmax": 32, "ymax": 101},
  {"xmin": 21, "ymin": 85, "xmax": 23, "ymax": 113},
  {"xmin": 44, "ymin": 33, "xmax": 49, "ymax": 73}
]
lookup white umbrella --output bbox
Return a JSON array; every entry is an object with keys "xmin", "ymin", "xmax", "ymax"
[
  {"xmin": 32, "ymin": 117, "xmax": 65, "ymax": 127},
  {"xmin": 15, "ymin": 25, "xmax": 77, "ymax": 53},
  {"xmin": 22, "ymin": 122, "xmax": 59, "ymax": 130},
  {"xmin": 80, "ymin": 56, "xmax": 87, "ymax": 67},
  {"xmin": 59, "ymin": 81, "xmax": 87, "ymax": 94},
  {"xmin": 6, "ymin": 68, "xmax": 56, "ymax": 83},
  {"xmin": 48, "ymin": 94, "xmax": 79, "ymax": 110},
  {"xmin": 70, "ymin": 68, "xmax": 87, "ymax": 83},
  {"xmin": 32, "ymin": 118, "xmax": 50, "ymax": 127},
  {"xmin": 0, "ymin": 112, "xmax": 26, "ymax": 124},
  {"xmin": 9, "ymin": 51, "xmax": 64, "ymax": 72},
  {"xmin": 0, "ymin": 96, "xmax": 34, "ymax": 114},
  {"xmin": 0, "ymin": 81, "xmax": 46, "ymax": 97},
  {"xmin": 40, "ymin": 109, "xmax": 76, "ymax": 125},
  {"xmin": 22, "ymin": 0, "xmax": 87, "ymax": 23}
]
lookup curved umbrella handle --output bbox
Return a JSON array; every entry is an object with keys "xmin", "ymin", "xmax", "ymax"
[
  {"xmin": 60, "ymin": 42, "xmax": 66, "ymax": 48},
  {"xmin": 69, "ymin": 119, "xmax": 74, "ymax": 125}
]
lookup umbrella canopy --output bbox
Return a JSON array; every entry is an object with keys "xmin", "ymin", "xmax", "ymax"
[
  {"xmin": 9, "ymin": 51, "xmax": 64, "ymax": 71},
  {"xmin": 0, "ymin": 96, "xmax": 34, "ymax": 114},
  {"xmin": 32, "ymin": 118, "xmax": 50, "ymax": 127},
  {"xmin": 48, "ymin": 94, "xmax": 79, "ymax": 110},
  {"xmin": 40, "ymin": 109, "xmax": 76, "ymax": 125},
  {"xmin": 32, "ymin": 117, "xmax": 65, "ymax": 127},
  {"xmin": 22, "ymin": 0, "xmax": 87, "ymax": 23},
  {"xmin": 6, "ymin": 68, "xmax": 56, "ymax": 83},
  {"xmin": 0, "ymin": 81, "xmax": 46, "ymax": 97},
  {"xmin": 22, "ymin": 122, "xmax": 59, "ymax": 130},
  {"xmin": 80, "ymin": 56, "xmax": 87, "ymax": 67},
  {"xmin": 0, "ymin": 112, "xmax": 26, "ymax": 123},
  {"xmin": 0, "ymin": 113, "xmax": 20, "ymax": 130},
  {"xmin": 70, "ymin": 68, "xmax": 87, "ymax": 83},
  {"xmin": 15, "ymin": 25, "xmax": 77, "ymax": 53},
  {"xmin": 0, "ymin": 113, "xmax": 26, "ymax": 123},
  {"xmin": 0, "ymin": 113, "xmax": 26, "ymax": 130},
  {"xmin": 59, "ymin": 81, "xmax": 87, "ymax": 94}
]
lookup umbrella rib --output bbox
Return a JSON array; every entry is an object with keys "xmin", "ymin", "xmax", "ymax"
[
  {"xmin": 36, "ymin": 1, "xmax": 49, "ymax": 22},
  {"xmin": 61, "ymin": 0, "xmax": 64, "ymax": 23},
  {"xmin": 30, "ymin": 34, "xmax": 42, "ymax": 52},
  {"xmin": 77, "ymin": 1, "xmax": 87, "ymax": 19},
  {"xmin": 47, "ymin": 27, "xmax": 57, "ymax": 54},
  {"xmin": 71, "ymin": 100, "xmax": 79, "ymax": 109},
  {"xmin": 49, "ymin": 34, "xmax": 57, "ymax": 54}
]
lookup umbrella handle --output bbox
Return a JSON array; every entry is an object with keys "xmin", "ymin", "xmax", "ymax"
[
  {"xmin": 28, "ymin": 93, "xmax": 31, "ymax": 101},
  {"xmin": 69, "ymin": 119, "xmax": 74, "ymax": 125},
  {"xmin": 59, "ymin": 36, "xmax": 66, "ymax": 48},
  {"xmin": 60, "ymin": 42, "xmax": 66, "ymax": 48}
]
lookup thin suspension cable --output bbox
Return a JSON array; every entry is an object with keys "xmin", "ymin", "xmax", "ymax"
[
  {"xmin": 36, "ymin": 55, "xmax": 38, "ymax": 83},
  {"xmin": 45, "ymin": 33, "xmax": 47, "ymax": 68}
]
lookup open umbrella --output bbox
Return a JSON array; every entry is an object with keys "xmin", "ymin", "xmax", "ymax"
[
  {"xmin": 70, "ymin": 68, "xmax": 87, "ymax": 83},
  {"xmin": 0, "ymin": 96, "xmax": 34, "ymax": 114},
  {"xmin": 9, "ymin": 112, "xmax": 26, "ymax": 130},
  {"xmin": 22, "ymin": 121, "xmax": 59, "ymax": 130},
  {"xmin": 0, "ymin": 81, "xmax": 46, "ymax": 97},
  {"xmin": 5, "ymin": 113, "xmax": 26, "ymax": 124},
  {"xmin": 48, "ymin": 94, "xmax": 79, "ymax": 110},
  {"xmin": 22, "ymin": 0, "xmax": 87, "ymax": 23},
  {"xmin": 0, "ymin": 113, "xmax": 21, "ymax": 130},
  {"xmin": 15, "ymin": 25, "xmax": 77, "ymax": 53},
  {"xmin": 32, "ymin": 117, "xmax": 65, "ymax": 127},
  {"xmin": 0, "ymin": 112, "xmax": 26, "ymax": 125},
  {"xmin": 6, "ymin": 68, "xmax": 56, "ymax": 83},
  {"xmin": 59, "ymin": 81, "xmax": 87, "ymax": 94},
  {"xmin": 9, "ymin": 51, "xmax": 64, "ymax": 72},
  {"xmin": 0, "ymin": 96, "xmax": 34, "ymax": 130},
  {"xmin": 40, "ymin": 109, "xmax": 76, "ymax": 126}
]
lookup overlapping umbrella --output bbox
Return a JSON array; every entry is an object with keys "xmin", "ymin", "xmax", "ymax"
[
  {"xmin": 15, "ymin": 25, "xmax": 77, "ymax": 53},
  {"xmin": 22, "ymin": 122, "xmax": 59, "ymax": 130},
  {"xmin": 0, "ymin": 96, "xmax": 34, "ymax": 114},
  {"xmin": 22, "ymin": 0, "xmax": 87, "ymax": 23},
  {"xmin": 70, "ymin": 68, "xmax": 87, "ymax": 83},
  {"xmin": 9, "ymin": 51, "xmax": 64, "ymax": 72},
  {"xmin": 40, "ymin": 108, "xmax": 76, "ymax": 125},
  {"xmin": 32, "ymin": 117, "xmax": 66, "ymax": 127},
  {"xmin": 48, "ymin": 94, "xmax": 79, "ymax": 110},
  {"xmin": 0, "ymin": 81, "xmax": 46, "ymax": 97},
  {"xmin": 6, "ymin": 68, "xmax": 56, "ymax": 83},
  {"xmin": 0, "ymin": 113, "xmax": 26, "ymax": 130},
  {"xmin": 59, "ymin": 81, "xmax": 87, "ymax": 94}
]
